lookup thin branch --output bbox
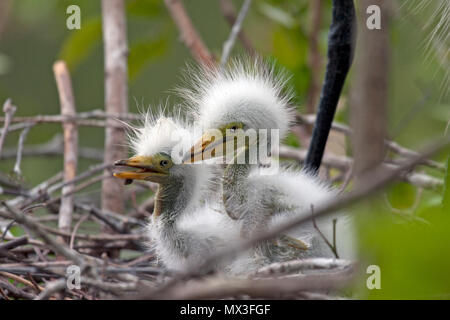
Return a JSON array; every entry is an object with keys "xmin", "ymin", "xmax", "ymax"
[
  {"xmin": 53, "ymin": 60, "xmax": 78, "ymax": 239},
  {"xmin": 253, "ymin": 258, "xmax": 353, "ymax": 277},
  {"xmin": 218, "ymin": 0, "xmax": 255, "ymax": 56},
  {"xmin": 0, "ymin": 202, "xmax": 85, "ymax": 266},
  {"xmin": 220, "ymin": 0, "xmax": 252, "ymax": 67},
  {"xmin": 0, "ymin": 99, "xmax": 17, "ymax": 156},
  {"xmin": 13, "ymin": 125, "xmax": 32, "ymax": 176},
  {"xmin": 297, "ymin": 113, "xmax": 446, "ymax": 172},
  {"xmin": 311, "ymin": 205, "xmax": 339, "ymax": 259},
  {"xmin": 164, "ymin": 0, "xmax": 215, "ymax": 68}
]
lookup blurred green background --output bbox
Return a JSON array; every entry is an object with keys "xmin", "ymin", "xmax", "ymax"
[{"xmin": 0, "ymin": 0, "xmax": 449, "ymax": 299}]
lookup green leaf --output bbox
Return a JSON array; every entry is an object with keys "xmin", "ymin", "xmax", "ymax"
[
  {"xmin": 128, "ymin": 36, "xmax": 168, "ymax": 81},
  {"xmin": 387, "ymin": 182, "xmax": 417, "ymax": 210},
  {"xmin": 272, "ymin": 29, "xmax": 304, "ymax": 69},
  {"xmin": 59, "ymin": 17, "xmax": 102, "ymax": 71}
]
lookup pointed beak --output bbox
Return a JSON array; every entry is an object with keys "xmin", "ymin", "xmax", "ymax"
[
  {"xmin": 113, "ymin": 155, "xmax": 165, "ymax": 181},
  {"xmin": 182, "ymin": 130, "xmax": 227, "ymax": 164}
]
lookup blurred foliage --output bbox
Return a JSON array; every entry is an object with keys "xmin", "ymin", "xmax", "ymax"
[{"xmin": 0, "ymin": 0, "xmax": 449, "ymax": 299}]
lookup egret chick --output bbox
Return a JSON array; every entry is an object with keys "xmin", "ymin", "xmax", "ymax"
[
  {"xmin": 114, "ymin": 113, "xmax": 266, "ymax": 274},
  {"xmin": 184, "ymin": 61, "xmax": 355, "ymax": 259}
]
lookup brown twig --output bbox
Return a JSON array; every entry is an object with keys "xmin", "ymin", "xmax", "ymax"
[
  {"xmin": 164, "ymin": 0, "xmax": 215, "ymax": 68},
  {"xmin": 311, "ymin": 205, "xmax": 339, "ymax": 259},
  {"xmin": 218, "ymin": 0, "xmax": 255, "ymax": 56},
  {"xmin": 0, "ymin": 99, "xmax": 17, "ymax": 156},
  {"xmin": 220, "ymin": 0, "xmax": 252, "ymax": 67},
  {"xmin": 53, "ymin": 61, "xmax": 78, "ymax": 239}
]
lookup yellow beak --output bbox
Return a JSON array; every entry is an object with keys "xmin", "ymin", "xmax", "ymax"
[{"xmin": 113, "ymin": 155, "xmax": 166, "ymax": 182}]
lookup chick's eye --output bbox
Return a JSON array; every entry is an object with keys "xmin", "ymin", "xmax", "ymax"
[
  {"xmin": 230, "ymin": 126, "xmax": 237, "ymax": 132},
  {"xmin": 160, "ymin": 160, "xmax": 169, "ymax": 167}
]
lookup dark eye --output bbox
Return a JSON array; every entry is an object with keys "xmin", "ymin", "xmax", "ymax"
[
  {"xmin": 160, "ymin": 160, "xmax": 169, "ymax": 167},
  {"xmin": 230, "ymin": 125, "xmax": 237, "ymax": 132}
]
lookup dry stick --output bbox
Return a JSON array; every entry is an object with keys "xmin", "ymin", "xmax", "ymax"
[
  {"xmin": 220, "ymin": 0, "xmax": 252, "ymax": 67},
  {"xmin": 147, "ymin": 265, "xmax": 355, "ymax": 300},
  {"xmin": 310, "ymin": 205, "xmax": 339, "ymax": 259},
  {"xmin": 101, "ymin": 0, "xmax": 129, "ymax": 215},
  {"xmin": 0, "ymin": 99, "xmax": 16, "ymax": 156},
  {"xmin": 0, "ymin": 278, "xmax": 35, "ymax": 300},
  {"xmin": 297, "ymin": 113, "xmax": 446, "ymax": 172},
  {"xmin": 0, "ymin": 202, "xmax": 85, "ymax": 267},
  {"xmin": 164, "ymin": 0, "xmax": 215, "ymax": 68},
  {"xmin": 253, "ymin": 258, "xmax": 352, "ymax": 277},
  {"xmin": 53, "ymin": 61, "xmax": 78, "ymax": 241},
  {"xmin": 218, "ymin": 0, "xmax": 255, "ymax": 56},
  {"xmin": 13, "ymin": 125, "xmax": 32, "ymax": 176},
  {"xmin": 0, "ymin": 235, "xmax": 28, "ymax": 251},
  {"xmin": 35, "ymin": 278, "xmax": 66, "ymax": 300},
  {"xmin": 69, "ymin": 214, "xmax": 89, "ymax": 250},
  {"xmin": 279, "ymin": 145, "xmax": 442, "ymax": 190},
  {"xmin": 0, "ymin": 271, "xmax": 44, "ymax": 292},
  {"xmin": 0, "ymin": 109, "xmax": 140, "ymax": 124},
  {"xmin": 153, "ymin": 137, "xmax": 450, "ymax": 296},
  {"xmin": 0, "ymin": 134, "xmax": 103, "ymax": 161}
]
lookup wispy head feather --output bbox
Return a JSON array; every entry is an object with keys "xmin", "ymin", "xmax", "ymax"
[
  {"xmin": 128, "ymin": 106, "xmax": 191, "ymax": 158},
  {"xmin": 177, "ymin": 58, "xmax": 296, "ymax": 139}
]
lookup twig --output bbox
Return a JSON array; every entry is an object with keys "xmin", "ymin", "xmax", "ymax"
[
  {"xmin": 220, "ymin": 0, "xmax": 252, "ymax": 67},
  {"xmin": 0, "ymin": 99, "xmax": 17, "ymax": 156},
  {"xmin": 253, "ymin": 258, "xmax": 353, "ymax": 277},
  {"xmin": 218, "ymin": 0, "xmax": 255, "ymax": 56},
  {"xmin": 141, "ymin": 264, "xmax": 355, "ymax": 299},
  {"xmin": 0, "ymin": 134, "xmax": 103, "ymax": 161},
  {"xmin": 35, "ymin": 278, "xmax": 66, "ymax": 300},
  {"xmin": 13, "ymin": 125, "xmax": 32, "ymax": 176},
  {"xmin": 0, "ymin": 271, "xmax": 43, "ymax": 292},
  {"xmin": 164, "ymin": 0, "xmax": 215, "ymax": 68},
  {"xmin": 0, "ymin": 202, "xmax": 85, "ymax": 266},
  {"xmin": 280, "ymin": 145, "xmax": 443, "ymax": 190},
  {"xmin": 0, "ymin": 235, "xmax": 28, "ymax": 251},
  {"xmin": 311, "ymin": 205, "xmax": 339, "ymax": 259},
  {"xmin": 69, "ymin": 214, "xmax": 89, "ymax": 250},
  {"xmin": 297, "ymin": 114, "xmax": 446, "ymax": 172},
  {"xmin": 0, "ymin": 278, "xmax": 35, "ymax": 300},
  {"xmin": 53, "ymin": 61, "xmax": 78, "ymax": 239}
]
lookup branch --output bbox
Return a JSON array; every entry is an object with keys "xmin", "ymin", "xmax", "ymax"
[
  {"xmin": 253, "ymin": 258, "xmax": 353, "ymax": 277},
  {"xmin": 164, "ymin": 0, "xmax": 215, "ymax": 68},
  {"xmin": 280, "ymin": 145, "xmax": 443, "ymax": 190},
  {"xmin": 53, "ymin": 60, "xmax": 79, "ymax": 237},
  {"xmin": 0, "ymin": 99, "xmax": 17, "ymax": 156},
  {"xmin": 101, "ymin": 0, "xmax": 129, "ymax": 215},
  {"xmin": 13, "ymin": 125, "xmax": 32, "ymax": 176},
  {"xmin": 297, "ymin": 113, "xmax": 446, "ymax": 171},
  {"xmin": 218, "ymin": 0, "xmax": 255, "ymax": 56},
  {"xmin": 220, "ymin": 0, "xmax": 252, "ymax": 67}
]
